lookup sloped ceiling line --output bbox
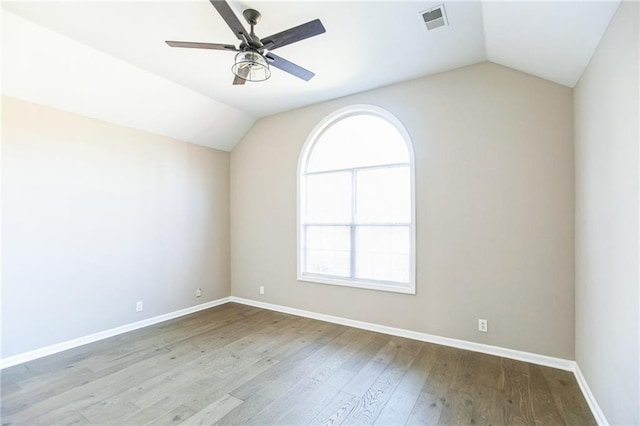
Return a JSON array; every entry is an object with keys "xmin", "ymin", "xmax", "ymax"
[{"xmin": 1, "ymin": 1, "xmax": 620, "ymax": 151}]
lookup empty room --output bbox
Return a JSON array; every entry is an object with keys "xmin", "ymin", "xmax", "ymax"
[{"xmin": 1, "ymin": 0, "xmax": 638, "ymax": 425}]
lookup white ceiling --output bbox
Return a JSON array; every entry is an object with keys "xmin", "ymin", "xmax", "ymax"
[{"xmin": 1, "ymin": 1, "xmax": 621, "ymax": 151}]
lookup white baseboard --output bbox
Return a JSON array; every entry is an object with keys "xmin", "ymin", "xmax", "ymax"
[
  {"xmin": 0, "ymin": 297, "xmax": 231, "ymax": 370},
  {"xmin": 573, "ymin": 363, "xmax": 609, "ymax": 425},
  {"xmin": 230, "ymin": 296, "xmax": 607, "ymax": 425},
  {"xmin": 230, "ymin": 296, "xmax": 575, "ymax": 370}
]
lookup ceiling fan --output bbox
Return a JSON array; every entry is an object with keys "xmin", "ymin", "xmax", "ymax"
[{"xmin": 166, "ymin": 0, "xmax": 326, "ymax": 85}]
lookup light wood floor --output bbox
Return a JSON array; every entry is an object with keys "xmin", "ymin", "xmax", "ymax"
[{"xmin": 1, "ymin": 303, "xmax": 595, "ymax": 425}]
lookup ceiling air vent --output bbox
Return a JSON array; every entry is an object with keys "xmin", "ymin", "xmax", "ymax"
[{"xmin": 421, "ymin": 4, "xmax": 448, "ymax": 31}]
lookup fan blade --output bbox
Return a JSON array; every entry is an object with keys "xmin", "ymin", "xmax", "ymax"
[
  {"xmin": 266, "ymin": 53, "xmax": 315, "ymax": 81},
  {"xmin": 233, "ymin": 66, "xmax": 249, "ymax": 85},
  {"xmin": 233, "ymin": 74, "xmax": 247, "ymax": 85},
  {"xmin": 261, "ymin": 19, "xmax": 325, "ymax": 51},
  {"xmin": 209, "ymin": 0, "xmax": 248, "ymax": 42},
  {"xmin": 166, "ymin": 41, "xmax": 237, "ymax": 51}
]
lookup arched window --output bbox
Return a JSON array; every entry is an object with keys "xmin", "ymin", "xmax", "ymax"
[{"xmin": 298, "ymin": 105, "xmax": 415, "ymax": 294}]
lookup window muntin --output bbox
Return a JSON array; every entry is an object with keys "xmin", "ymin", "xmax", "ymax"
[{"xmin": 298, "ymin": 105, "xmax": 415, "ymax": 294}]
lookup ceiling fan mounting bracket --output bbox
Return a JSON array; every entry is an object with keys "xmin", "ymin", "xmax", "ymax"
[{"xmin": 243, "ymin": 9, "xmax": 262, "ymax": 26}]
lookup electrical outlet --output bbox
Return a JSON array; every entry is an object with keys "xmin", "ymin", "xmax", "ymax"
[
  {"xmin": 136, "ymin": 301, "xmax": 144, "ymax": 312},
  {"xmin": 196, "ymin": 288, "xmax": 202, "ymax": 298},
  {"xmin": 478, "ymin": 319, "xmax": 488, "ymax": 333},
  {"xmin": 259, "ymin": 286, "xmax": 265, "ymax": 295}
]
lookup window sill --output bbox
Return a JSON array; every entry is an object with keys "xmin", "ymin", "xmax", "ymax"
[{"xmin": 298, "ymin": 274, "xmax": 416, "ymax": 295}]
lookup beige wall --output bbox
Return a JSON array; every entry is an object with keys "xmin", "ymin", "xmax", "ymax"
[
  {"xmin": 574, "ymin": 1, "xmax": 639, "ymax": 424},
  {"xmin": 231, "ymin": 62, "xmax": 575, "ymax": 359},
  {"xmin": 1, "ymin": 96, "xmax": 230, "ymax": 358}
]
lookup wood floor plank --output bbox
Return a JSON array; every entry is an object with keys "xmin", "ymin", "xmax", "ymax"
[
  {"xmin": 254, "ymin": 328, "xmax": 350, "ymax": 403},
  {"xmin": 218, "ymin": 324, "xmax": 350, "ymax": 424},
  {"xmin": 539, "ymin": 365, "xmax": 598, "ymax": 426},
  {"xmin": 449, "ymin": 349, "xmax": 487, "ymax": 392},
  {"xmin": 468, "ymin": 384, "xmax": 501, "ymax": 426},
  {"xmin": 112, "ymin": 311, "xmax": 308, "ymax": 412},
  {"xmin": 3, "ymin": 308, "xmax": 276, "ymax": 424},
  {"xmin": 55, "ymin": 411, "xmax": 91, "ymax": 425},
  {"xmin": 145, "ymin": 404, "xmax": 196, "ymax": 425},
  {"xmin": 213, "ymin": 394, "xmax": 273, "ymax": 426},
  {"xmin": 0, "ymin": 364, "xmax": 29, "ymax": 388},
  {"xmin": 304, "ymin": 327, "xmax": 377, "ymax": 384},
  {"xmin": 245, "ymin": 328, "xmax": 372, "ymax": 424},
  {"xmin": 406, "ymin": 391, "xmax": 443, "ymax": 425},
  {"xmin": 80, "ymin": 397, "xmax": 140, "ymax": 424},
  {"xmin": 467, "ymin": 351, "xmax": 504, "ymax": 389},
  {"xmin": 121, "ymin": 331, "xmax": 296, "ymax": 424},
  {"xmin": 275, "ymin": 369, "xmax": 356, "ymax": 425},
  {"xmin": 8, "ymin": 345, "xmax": 196, "ymax": 423},
  {"xmin": 116, "ymin": 395, "xmax": 181, "ymax": 426},
  {"xmin": 341, "ymin": 337, "xmax": 398, "ymax": 397},
  {"xmin": 310, "ymin": 390, "xmax": 360, "ymax": 425},
  {"xmin": 85, "ymin": 305, "xmax": 267, "ymax": 375},
  {"xmin": 229, "ymin": 324, "xmax": 346, "ymax": 401},
  {"xmin": 443, "ymin": 388, "xmax": 489, "ymax": 425},
  {"xmin": 527, "ymin": 364, "xmax": 566, "ymax": 425},
  {"xmin": 0, "ymin": 381, "xmax": 21, "ymax": 398},
  {"xmin": 343, "ymin": 338, "xmax": 422, "ymax": 425},
  {"xmin": 180, "ymin": 394, "xmax": 243, "ymax": 426},
  {"xmin": 163, "ymin": 318, "xmax": 338, "ymax": 424},
  {"xmin": 266, "ymin": 328, "xmax": 377, "ymax": 425},
  {"xmin": 340, "ymin": 334, "xmax": 391, "ymax": 373},
  {"xmin": 373, "ymin": 343, "xmax": 437, "ymax": 425},
  {"xmin": 498, "ymin": 359, "xmax": 537, "ymax": 425},
  {"xmin": 2, "ymin": 367, "xmax": 96, "ymax": 415},
  {"xmin": 174, "ymin": 357, "xmax": 277, "ymax": 419},
  {"xmin": 441, "ymin": 351, "xmax": 504, "ymax": 425},
  {"xmin": 14, "ymin": 304, "xmax": 250, "ymax": 378},
  {"xmin": 0, "ymin": 303, "xmax": 596, "ymax": 426}
]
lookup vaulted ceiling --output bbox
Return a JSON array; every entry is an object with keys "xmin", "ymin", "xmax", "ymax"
[{"xmin": 1, "ymin": 1, "xmax": 620, "ymax": 151}]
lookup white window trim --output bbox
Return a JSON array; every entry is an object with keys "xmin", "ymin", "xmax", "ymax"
[{"xmin": 297, "ymin": 104, "xmax": 416, "ymax": 295}]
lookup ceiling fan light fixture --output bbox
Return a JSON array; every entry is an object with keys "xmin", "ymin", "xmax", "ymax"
[{"xmin": 232, "ymin": 51, "xmax": 271, "ymax": 82}]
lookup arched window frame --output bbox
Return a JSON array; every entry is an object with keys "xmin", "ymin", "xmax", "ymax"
[{"xmin": 297, "ymin": 104, "xmax": 416, "ymax": 294}]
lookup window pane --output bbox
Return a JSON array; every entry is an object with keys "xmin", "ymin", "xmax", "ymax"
[
  {"xmin": 356, "ymin": 226, "xmax": 409, "ymax": 283},
  {"xmin": 304, "ymin": 226, "xmax": 351, "ymax": 277},
  {"xmin": 305, "ymin": 172, "xmax": 351, "ymax": 223},
  {"xmin": 356, "ymin": 167, "xmax": 410, "ymax": 223},
  {"xmin": 307, "ymin": 114, "xmax": 409, "ymax": 173}
]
